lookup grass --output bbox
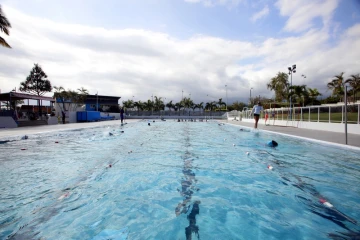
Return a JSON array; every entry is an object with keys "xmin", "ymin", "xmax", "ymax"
[{"xmin": 273, "ymin": 112, "xmax": 359, "ymax": 123}]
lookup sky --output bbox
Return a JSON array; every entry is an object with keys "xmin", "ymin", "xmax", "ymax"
[{"xmin": 0, "ymin": 0, "xmax": 360, "ymax": 105}]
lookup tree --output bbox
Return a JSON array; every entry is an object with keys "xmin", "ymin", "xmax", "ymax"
[
  {"xmin": 205, "ymin": 101, "xmax": 217, "ymax": 111},
  {"xmin": 307, "ymin": 88, "xmax": 322, "ymax": 105},
  {"xmin": 267, "ymin": 72, "xmax": 289, "ymax": 102},
  {"xmin": 166, "ymin": 100, "xmax": 175, "ymax": 112},
  {"xmin": 174, "ymin": 102, "xmax": 184, "ymax": 115},
  {"xmin": 197, "ymin": 102, "xmax": 204, "ymax": 112},
  {"xmin": 217, "ymin": 98, "xmax": 226, "ymax": 110},
  {"xmin": 327, "ymin": 72, "xmax": 345, "ymax": 101},
  {"xmin": 181, "ymin": 97, "xmax": 193, "ymax": 114},
  {"xmin": 346, "ymin": 74, "xmax": 360, "ymax": 102},
  {"xmin": 143, "ymin": 100, "xmax": 153, "ymax": 111},
  {"xmin": 122, "ymin": 100, "xmax": 134, "ymax": 110},
  {"xmin": 230, "ymin": 101, "xmax": 247, "ymax": 111},
  {"xmin": 0, "ymin": 5, "xmax": 11, "ymax": 48},
  {"xmin": 53, "ymin": 86, "xmax": 88, "ymax": 112},
  {"xmin": 134, "ymin": 101, "xmax": 144, "ymax": 115},
  {"xmin": 289, "ymin": 85, "xmax": 308, "ymax": 106},
  {"xmin": 20, "ymin": 63, "xmax": 52, "ymax": 115},
  {"xmin": 153, "ymin": 96, "xmax": 164, "ymax": 111},
  {"xmin": 20, "ymin": 64, "xmax": 52, "ymax": 96}
]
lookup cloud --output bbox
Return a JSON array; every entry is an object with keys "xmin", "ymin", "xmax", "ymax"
[
  {"xmin": 184, "ymin": 0, "xmax": 243, "ymax": 8},
  {"xmin": 275, "ymin": 0, "xmax": 339, "ymax": 32},
  {"xmin": 250, "ymin": 5, "xmax": 270, "ymax": 22},
  {"xmin": 0, "ymin": 6, "xmax": 359, "ymax": 104}
]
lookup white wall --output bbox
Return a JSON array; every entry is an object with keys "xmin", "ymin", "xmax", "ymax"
[
  {"xmin": 47, "ymin": 116, "xmax": 58, "ymax": 125},
  {"xmin": 241, "ymin": 118, "xmax": 360, "ymax": 134},
  {"xmin": 0, "ymin": 117, "xmax": 18, "ymax": 128}
]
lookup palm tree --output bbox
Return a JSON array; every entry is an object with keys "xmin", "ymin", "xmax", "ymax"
[
  {"xmin": 197, "ymin": 102, "xmax": 204, "ymax": 113},
  {"xmin": 166, "ymin": 100, "xmax": 174, "ymax": 112},
  {"xmin": 142, "ymin": 100, "xmax": 153, "ymax": 111},
  {"xmin": 174, "ymin": 102, "xmax": 183, "ymax": 116},
  {"xmin": 0, "ymin": 5, "xmax": 11, "ymax": 48},
  {"xmin": 217, "ymin": 98, "xmax": 226, "ymax": 110},
  {"xmin": 153, "ymin": 96, "xmax": 163, "ymax": 111},
  {"xmin": 307, "ymin": 88, "xmax": 322, "ymax": 105},
  {"xmin": 181, "ymin": 97, "xmax": 193, "ymax": 114},
  {"xmin": 53, "ymin": 86, "xmax": 68, "ymax": 111},
  {"xmin": 267, "ymin": 72, "xmax": 289, "ymax": 102},
  {"xmin": 327, "ymin": 72, "xmax": 345, "ymax": 101},
  {"xmin": 346, "ymin": 74, "xmax": 360, "ymax": 103},
  {"xmin": 77, "ymin": 87, "xmax": 89, "ymax": 95},
  {"xmin": 289, "ymin": 85, "xmax": 308, "ymax": 107},
  {"xmin": 122, "ymin": 100, "xmax": 134, "ymax": 110},
  {"xmin": 134, "ymin": 101, "xmax": 143, "ymax": 115}
]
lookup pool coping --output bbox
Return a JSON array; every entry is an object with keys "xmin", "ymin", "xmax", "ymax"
[{"xmin": 225, "ymin": 122, "xmax": 360, "ymax": 151}]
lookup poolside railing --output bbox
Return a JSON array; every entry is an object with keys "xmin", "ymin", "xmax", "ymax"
[{"xmin": 241, "ymin": 103, "xmax": 360, "ymax": 124}]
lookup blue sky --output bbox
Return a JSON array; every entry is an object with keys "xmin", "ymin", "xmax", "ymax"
[{"xmin": 1, "ymin": 0, "xmax": 360, "ymax": 104}]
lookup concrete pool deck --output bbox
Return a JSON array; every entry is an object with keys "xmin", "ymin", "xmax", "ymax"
[
  {"xmin": 0, "ymin": 119, "xmax": 359, "ymax": 148},
  {"xmin": 221, "ymin": 120, "xmax": 360, "ymax": 148}
]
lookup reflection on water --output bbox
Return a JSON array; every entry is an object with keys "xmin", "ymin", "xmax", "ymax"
[{"xmin": 175, "ymin": 126, "xmax": 201, "ymax": 240}]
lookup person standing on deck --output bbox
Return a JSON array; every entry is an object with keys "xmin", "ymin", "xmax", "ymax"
[
  {"xmin": 251, "ymin": 102, "xmax": 263, "ymax": 129},
  {"xmin": 120, "ymin": 107, "xmax": 124, "ymax": 124},
  {"xmin": 61, "ymin": 110, "xmax": 66, "ymax": 124}
]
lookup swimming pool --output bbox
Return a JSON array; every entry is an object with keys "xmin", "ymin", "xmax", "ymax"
[{"xmin": 0, "ymin": 120, "xmax": 359, "ymax": 239}]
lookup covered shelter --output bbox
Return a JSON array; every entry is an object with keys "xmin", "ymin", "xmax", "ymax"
[
  {"xmin": 0, "ymin": 91, "xmax": 55, "ymax": 128},
  {"xmin": 84, "ymin": 94, "xmax": 121, "ymax": 111}
]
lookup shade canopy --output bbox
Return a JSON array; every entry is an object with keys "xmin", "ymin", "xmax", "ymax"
[{"xmin": 0, "ymin": 92, "xmax": 55, "ymax": 102}]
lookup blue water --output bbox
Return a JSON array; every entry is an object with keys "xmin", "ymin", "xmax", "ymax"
[{"xmin": 0, "ymin": 121, "xmax": 359, "ymax": 240}]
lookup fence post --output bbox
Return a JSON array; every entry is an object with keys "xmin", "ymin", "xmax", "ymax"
[
  {"xmin": 301, "ymin": 107, "xmax": 303, "ymax": 121},
  {"xmin": 318, "ymin": 107, "xmax": 320, "ymax": 122},
  {"xmin": 329, "ymin": 106, "xmax": 331, "ymax": 123},
  {"xmin": 341, "ymin": 105, "xmax": 343, "ymax": 124}
]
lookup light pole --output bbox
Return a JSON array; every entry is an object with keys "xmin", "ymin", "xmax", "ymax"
[
  {"xmin": 250, "ymin": 88, "xmax": 253, "ymax": 106},
  {"xmin": 96, "ymin": 92, "xmax": 98, "ymax": 111},
  {"xmin": 301, "ymin": 75, "xmax": 306, "ymax": 107},
  {"xmin": 151, "ymin": 94, "xmax": 154, "ymax": 115},
  {"xmin": 288, "ymin": 64, "xmax": 296, "ymax": 119},
  {"xmin": 225, "ymin": 84, "xmax": 228, "ymax": 111}
]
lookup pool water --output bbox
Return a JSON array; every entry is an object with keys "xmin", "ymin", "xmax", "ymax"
[{"xmin": 0, "ymin": 121, "xmax": 359, "ymax": 239}]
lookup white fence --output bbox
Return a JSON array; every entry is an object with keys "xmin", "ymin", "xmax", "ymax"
[{"xmin": 234, "ymin": 103, "xmax": 360, "ymax": 134}]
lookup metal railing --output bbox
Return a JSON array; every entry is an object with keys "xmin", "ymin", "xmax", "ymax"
[{"xmin": 242, "ymin": 103, "xmax": 360, "ymax": 124}]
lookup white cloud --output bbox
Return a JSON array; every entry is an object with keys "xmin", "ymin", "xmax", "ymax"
[
  {"xmin": 184, "ymin": 0, "xmax": 243, "ymax": 8},
  {"xmin": 0, "ymin": 7, "xmax": 359, "ymax": 104},
  {"xmin": 275, "ymin": 0, "xmax": 339, "ymax": 32},
  {"xmin": 250, "ymin": 5, "xmax": 270, "ymax": 22}
]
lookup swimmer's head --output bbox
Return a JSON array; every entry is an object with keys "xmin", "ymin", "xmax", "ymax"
[{"xmin": 267, "ymin": 140, "xmax": 278, "ymax": 148}]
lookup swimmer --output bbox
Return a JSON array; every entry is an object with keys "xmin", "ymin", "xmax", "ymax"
[
  {"xmin": 21, "ymin": 135, "xmax": 28, "ymax": 140},
  {"xmin": 148, "ymin": 123, "xmax": 151, "ymax": 126},
  {"xmin": 267, "ymin": 140, "xmax": 278, "ymax": 148},
  {"xmin": 265, "ymin": 111, "xmax": 269, "ymax": 125}
]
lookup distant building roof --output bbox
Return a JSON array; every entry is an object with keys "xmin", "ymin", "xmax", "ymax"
[
  {"xmin": 0, "ymin": 92, "xmax": 55, "ymax": 102},
  {"xmin": 85, "ymin": 95, "xmax": 121, "ymax": 105}
]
